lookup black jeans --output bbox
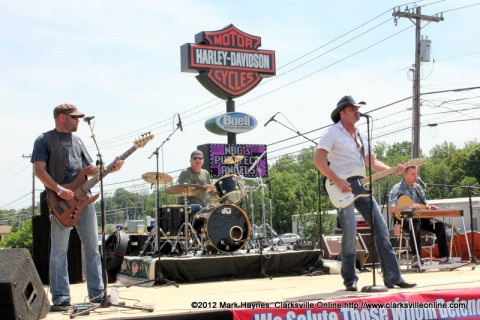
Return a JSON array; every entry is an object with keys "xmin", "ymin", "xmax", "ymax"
[{"xmin": 406, "ymin": 218, "xmax": 449, "ymax": 258}]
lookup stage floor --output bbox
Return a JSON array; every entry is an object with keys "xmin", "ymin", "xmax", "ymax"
[{"xmin": 41, "ymin": 249, "xmax": 480, "ymax": 320}]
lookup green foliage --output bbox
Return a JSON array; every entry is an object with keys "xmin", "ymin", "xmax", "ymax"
[
  {"xmin": 0, "ymin": 219, "xmax": 33, "ymax": 253},
  {"xmin": 1, "ymin": 140, "xmax": 479, "ymax": 252},
  {"xmin": 296, "ymin": 212, "xmax": 337, "ymax": 246}
]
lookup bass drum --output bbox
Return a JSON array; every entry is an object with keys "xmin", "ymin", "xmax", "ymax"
[{"xmin": 193, "ymin": 204, "xmax": 251, "ymax": 253}]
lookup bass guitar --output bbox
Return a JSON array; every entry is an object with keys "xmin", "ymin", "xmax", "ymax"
[
  {"xmin": 325, "ymin": 159, "xmax": 427, "ymax": 208},
  {"xmin": 47, "ymin": 133, "xmax": 154, "ymax": 228}
]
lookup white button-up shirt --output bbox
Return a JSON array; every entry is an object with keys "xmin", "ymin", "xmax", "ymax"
[{"xmin": 317, "ymin": 121, "xmax": 370, "ymax": 175}]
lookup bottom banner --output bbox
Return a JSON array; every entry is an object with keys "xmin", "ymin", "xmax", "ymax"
[{"xmin": 231, "ymin": 287, "xmax": 480, "ymax": 320}]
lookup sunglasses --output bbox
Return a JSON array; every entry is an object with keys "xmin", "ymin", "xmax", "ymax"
[
  {"xmin": 69, "ymin": 115, "xmax": 82, "ymax": 120},
  {"xmin": 191, "ymin": 157, "xmax": 204, "ymax": 160}
]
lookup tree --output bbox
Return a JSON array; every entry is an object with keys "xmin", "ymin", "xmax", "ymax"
[
  {"xmin": 463, "ymin": 140, "xmax": 480, "ymax": 184},
  {"xmin": 0, "ymin": 219, "xmax": 33, "ymax": 253}
]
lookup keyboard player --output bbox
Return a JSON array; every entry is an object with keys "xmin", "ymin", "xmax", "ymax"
[{"xmin": 388, "ymin": 165, "xmax": 451, "ymax": 267}]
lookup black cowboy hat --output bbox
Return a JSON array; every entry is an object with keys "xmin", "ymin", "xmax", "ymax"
[{"xmin": 330, "ymin": 95, "xmax": 364, "ymax": 123}]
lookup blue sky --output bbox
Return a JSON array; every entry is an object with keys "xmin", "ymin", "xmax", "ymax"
[{"xmin": 1, "ymin": 0, "xmax": 479, "ymax": 213}]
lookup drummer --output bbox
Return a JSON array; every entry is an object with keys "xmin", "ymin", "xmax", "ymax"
[{"xmin": 177, "ymin": 150, "xmax": 217, "ymax": 214}]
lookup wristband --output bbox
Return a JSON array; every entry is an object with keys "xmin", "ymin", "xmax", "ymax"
[{"xmin": 57, "ymin": 186, "xmax": 63, "ymax": 195}]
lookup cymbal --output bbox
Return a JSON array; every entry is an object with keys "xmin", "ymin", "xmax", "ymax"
[
  {"xmin": 223, "ymin": 155, "xmax": 244, "ymax": 164},
  {"xmin": 165, "ymin": 184, "xmax": 207, "ymax": 196},
  {"xmin": 142, "ymin": 172, "xmax": 173, "ymax": 185}
]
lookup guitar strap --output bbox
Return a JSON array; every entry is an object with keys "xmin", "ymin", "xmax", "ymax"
[
  {"xmin": 322, "ymin": 160, "xmax": 330, "ymax": 192},
  {"xmin": 356, "ymin": 131, "xmax": 366, "ymax": 162}
]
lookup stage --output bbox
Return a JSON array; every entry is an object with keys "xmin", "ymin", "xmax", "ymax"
[
  {"xmin": 40, "ymin": 248, "xmax": 480, "ymax": 320},
  {"xmin": 115, "ymin": 248, "xmax": 323, "ymax": 285}
]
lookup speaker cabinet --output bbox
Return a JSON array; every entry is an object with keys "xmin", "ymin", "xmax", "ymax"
[
  {"xmin": 0, "ymin": 248, "xmax": 50, "ymax": 319},
  {"xmin": 321, "ymin": 234, "xmax": 369, "ymax": 268},
  {"xmin": 357, "ymin": 233, "xmax": 380, "ymax": 264},
  {"xmin": 32, "ymin": 215, "xmax": 83, "ymax": 284},
  {"xmin": 127, "ymin": 234, "xmax": 150, "ymax": 256}
]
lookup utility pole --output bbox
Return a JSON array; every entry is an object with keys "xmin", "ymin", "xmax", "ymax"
[
  {"xmin": 22, "ymin": 154, "xmax": 35, "ymax": 216},
  {"xmin": 393, "ymin": 6, "xmax": 444, "ymax": 158}
]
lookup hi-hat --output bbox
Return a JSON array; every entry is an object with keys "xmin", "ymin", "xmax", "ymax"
[
  {"xmin": 165, "ymin": 184, "xmax": 207, "ymax": 196},
  {"xmin": 142, "ymin": 172, "xmax": 173, "ymax": 185},
  {"xmin": 223, "ymin": 155, "xmax": 244, "ymax": 164}
]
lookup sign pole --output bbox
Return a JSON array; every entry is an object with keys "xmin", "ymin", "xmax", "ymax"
[{"xmin": 227, "ymin": 98, "xmax": 236, "ymax": 144}]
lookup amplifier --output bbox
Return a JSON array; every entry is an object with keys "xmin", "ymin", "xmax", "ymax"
[{"xmin": 321, "ymin": 234, "xmax": 369, "ymax": 268}]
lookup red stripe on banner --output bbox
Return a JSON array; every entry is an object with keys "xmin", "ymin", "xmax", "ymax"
[{"xmin": 231, "ymin": 287, "xmax": 480, "ymax": 320}]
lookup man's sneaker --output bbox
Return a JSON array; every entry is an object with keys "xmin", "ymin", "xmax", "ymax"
[{"xmin": 439, "ymin": 257, "xmax": 452, "ymax": 264}]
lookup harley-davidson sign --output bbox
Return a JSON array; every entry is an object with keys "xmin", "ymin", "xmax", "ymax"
[{"xmin": 181, "ymin": 24, "xmax": 276, "ymax": 100}]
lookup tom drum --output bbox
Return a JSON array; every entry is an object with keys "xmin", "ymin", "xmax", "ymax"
[
  {"xmin": 158, "ymin": 204, "xmax": 191, "ymax": 239},
  {"xmin": 214, "ymin": 174, "xmax": 245, "ymax": 204}
]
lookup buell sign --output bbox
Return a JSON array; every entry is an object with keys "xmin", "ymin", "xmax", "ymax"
[
  {"xmin": 205, "ymin": 112, "xmax": 258, "ymax": 135},
  {"xmin": 181, "ymin": 24, "xmax": 276, "ymax": 100}
]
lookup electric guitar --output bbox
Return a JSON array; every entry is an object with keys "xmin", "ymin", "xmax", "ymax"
[
  {"xmin": 325, "ymin": 159, "xmax": 427, "ymax": 208},
  {"xmin": 397, "ymin": 194, "xmax": 427, "ymax": 210},
  {"xmin": 47, "ymin": 133, "xmax": 154, "ymax": 228}
]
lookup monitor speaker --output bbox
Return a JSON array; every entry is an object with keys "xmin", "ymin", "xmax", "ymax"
[
  {"xmin": 127, "ymin": 234, "xmax": 150, "ymax": 256},
  {"xmin": 321, "ymin": 234, "xmax": 369, "ymax": 268},
  {"xmin": 358, "ymin": 233, "xmax": 380, "ymax": 264},
  {"xmin": 0, "ymin": 248, "xmax": 50, "ymax": 319},
  {"xmin": 32, "ymin": 215, "xmax": 83, "ymax": 284}
]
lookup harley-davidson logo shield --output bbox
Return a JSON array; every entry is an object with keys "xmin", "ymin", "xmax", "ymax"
[{"xmin": 181, "ymin": 24, "xmax": 276, "ymax": 100}]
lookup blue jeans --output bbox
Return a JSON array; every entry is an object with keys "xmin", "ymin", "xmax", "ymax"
[
  {"xmin": 338, "ymin": 197, "xmax": 404, "ymax": 287},
  {"xmin": 49, "ymin": 204, "xmax": 103, "ymax": 304}
]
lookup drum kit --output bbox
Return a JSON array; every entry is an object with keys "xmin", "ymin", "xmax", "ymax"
[{"xmin": 140, "ymin": 154, "xmax": 273, "ymax": 256}]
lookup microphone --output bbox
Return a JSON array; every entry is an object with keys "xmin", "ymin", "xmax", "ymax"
[
  {"xmin": 177, "ymin": 114, "xmax": 183, "ymax": 131},
  {"xmin": 358, "ymin": 112, "xmax": 371, "ymax": 118},
  {"xmin": 264, "ymin": 112, "xmax": 279, "ymax": 127},
  {"xmin": 248, "ymin": 150, "xmax": 267, "ymax": 173},
  {"xmin": 83, "ymin": 116, "xmax": 95, "ymax": 123},
  {"xmin": 417, "ymin": 177, "xmax": 428, "ymax": 188}
]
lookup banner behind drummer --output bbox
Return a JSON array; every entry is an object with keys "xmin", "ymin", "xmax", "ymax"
[{"xmin": 177, "ymin": 150, "xmax": 217, "ymax": 214}]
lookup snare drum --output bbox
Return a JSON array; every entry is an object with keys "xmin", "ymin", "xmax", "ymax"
[
  {"xmin": 214, "ymin": 174, "xmax": 245, "ymax": 204},
  {"xmin": 158, "ymin": 205, "xmax": 191, "ymax": 238},
  {"xmin": 192, "ymin": 204, "xmax": 251, "ymax": 253}
]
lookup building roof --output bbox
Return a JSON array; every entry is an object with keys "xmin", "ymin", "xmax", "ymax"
[{"xmin": 0, "ymin": 225, "xmax": 13, "ymax": 234}]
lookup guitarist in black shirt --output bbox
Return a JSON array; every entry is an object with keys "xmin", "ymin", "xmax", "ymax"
[{"xmin": 32, "ymin": 104, "xmax": 124, "ymax": 307}]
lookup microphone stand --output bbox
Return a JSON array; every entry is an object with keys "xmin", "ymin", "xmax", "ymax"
[
  {"xmin": 72, "ymin": 119, "xmax": 147, "ymax": 318},
  {"xmin": 382, "ymin": 181, "xmax": 390, "ymax": 231},
  {"xmin": 266, "ymin": 178, "xmax": 276, "ymax": 243},
  {"xmin": 249, "ymin": 160, "xmax": 272, "ymax": 279},
  {"xmin": 267, "ymin": 117, "xmax": 324, "ymax": 252},
  {"xmin": 423, "ymin": 183, "xmax": 480, "ymax": 265},
  {"xmin": 360, "ymin": 115, "xmax": 387, "ymax": 293},
  {"xmin": 130, "ymin": 123, "xmax": 182, "ymax": 288}
]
